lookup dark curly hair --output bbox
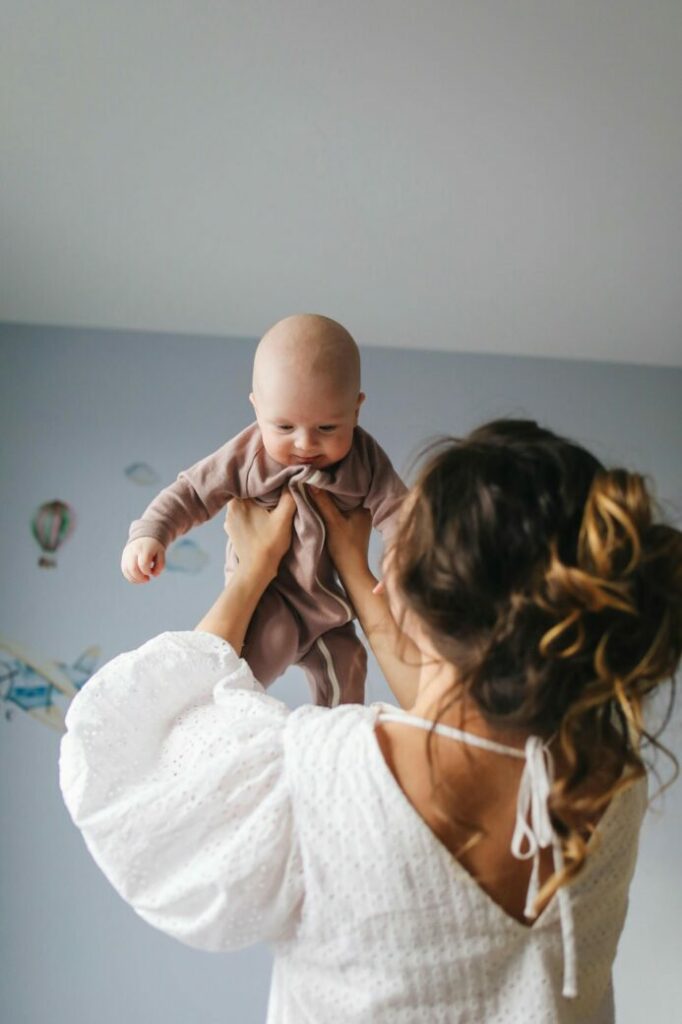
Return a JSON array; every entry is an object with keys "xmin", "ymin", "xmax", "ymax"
[{"xmin": 392, "ymin": 419, "xmax": 682, "ymax": 905}]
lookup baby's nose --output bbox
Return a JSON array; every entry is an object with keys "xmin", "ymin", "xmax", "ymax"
[{"xmin": 294, "ymin": 430, "xmax": 316, "ymax": 450}]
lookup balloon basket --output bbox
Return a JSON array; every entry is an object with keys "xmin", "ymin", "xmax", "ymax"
[{"xmin": 38, "ymin": 556, "xmax": 57, "ymax": 569}]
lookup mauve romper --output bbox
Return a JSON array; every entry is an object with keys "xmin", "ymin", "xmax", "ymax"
[{"xmin": 126, "ymin": 422, "xmax": 406, "ymax": 705}]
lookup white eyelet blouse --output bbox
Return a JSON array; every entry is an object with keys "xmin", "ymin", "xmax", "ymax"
[{"xmin": 59, "ymin": 631, "xmax": 647, "ymax": 1024}]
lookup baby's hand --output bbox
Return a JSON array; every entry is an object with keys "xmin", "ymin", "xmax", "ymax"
[{"xmin": 121, "ymin": 538, "xmax": 166, "ymax": 584}]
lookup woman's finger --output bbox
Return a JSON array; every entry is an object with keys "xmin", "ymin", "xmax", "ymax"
[
  {"xmin": 308, "ymin": 485, "xmax": 340, "ymax": 524},
  {"xmin": 273, "ymin": 488, "xmax": 297, "ymax": 521},
  {"xmin": 224, "ymin": 499, "xmax": 236, "ymax": 530}
]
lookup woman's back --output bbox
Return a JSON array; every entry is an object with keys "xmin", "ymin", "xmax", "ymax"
[
  {"xmin": 276, "ymin": 699, "xmax": 647, "ymax": 1024},
  {"xmin": 375, "ymin": 713, "xmax": 556, "ymax": 925}
]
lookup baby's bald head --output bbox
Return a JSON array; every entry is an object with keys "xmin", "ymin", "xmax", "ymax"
[
  {"xmin": 252, "ymin": 314, "xmax": 361, "ymax": 402},
  {"xmin": 250, "ymin": 314, "xmax": 365, "ymax": 469}
]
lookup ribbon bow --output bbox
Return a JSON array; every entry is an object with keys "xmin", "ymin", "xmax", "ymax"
[
  {"xmin": 509, "ymin": 734, "xmax": 577, "ymax": 998},
  {"xmin": 511, "ymin": 735, "xmax": 556, "ymax": 916}
]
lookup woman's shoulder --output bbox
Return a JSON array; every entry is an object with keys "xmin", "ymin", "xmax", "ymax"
[
  {"xmin": 283, "ymin": 701, "xmax": 381, "ymax": 776},
  {"xmin": 286, "ymin": 700, "xmax": 379, "ymax": 744},
  {"xmin": 569, "ymin": 774, "xmax": 648, "ymax": 910},
  {"xmin": 281, "ymin": 702, "xmax": 400, "ymax": 834}
]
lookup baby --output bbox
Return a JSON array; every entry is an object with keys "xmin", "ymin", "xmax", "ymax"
[{"xmin": 121, "ymin": 314, "xmax": 406, "ymax": 706}]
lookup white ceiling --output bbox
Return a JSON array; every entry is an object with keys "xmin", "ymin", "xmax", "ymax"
[{"xmin": 2, "ymin": 1, "xmax": 681, "ymax": 366}]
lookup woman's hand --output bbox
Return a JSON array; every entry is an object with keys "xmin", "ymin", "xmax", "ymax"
[
  {"xmin": 308, "ymin": 487, "xmax": 372, "ymax": 582},
  {"xmin": 195, "ymin": 490, "xmax": 296, "ymax": 649},
  {"xmin": 225, "ymin": 490, "xmax": 297, "ymax": 580},
  {"xmin": 309, "ymin": 485, "xmax": 421, "ymax": 708}
]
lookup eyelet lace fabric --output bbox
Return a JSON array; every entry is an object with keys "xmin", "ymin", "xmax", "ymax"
[
  {"xmin": 60, "ymin": 631, "xmax": 647, "ymax": 1024},
  {"xmin": 60, "ymin": 631, "xmax": 302, "ymax": 951}
]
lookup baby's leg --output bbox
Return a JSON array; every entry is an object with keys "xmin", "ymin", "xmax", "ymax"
[
  {"xmin": 298, "ymin": 622, "xmax": 367, "ymax": 707},
  {"xmin": 241, "ymin": 587, "xmax": 301, "ymax": 687}
]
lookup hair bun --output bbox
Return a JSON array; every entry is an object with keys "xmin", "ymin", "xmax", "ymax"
[
  {"xmin": 575, "ymin": 469, "xmax": 682, "ymax": 682},
  {"xmin": 540, "ymin": 470, "xmax": 654, "ymax": 658},
  {"xmin": 543, "ymin": 469, "xmax": 682, "ymax": 679}
]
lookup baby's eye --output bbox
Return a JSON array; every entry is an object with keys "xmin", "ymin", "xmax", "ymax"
[
  {"xmin": 276, "ymin": 425, "xmax": 294, "ymax": 432},
  {"xmin": 318, "ymin": 425, "xmax": 337, "ymax": 433}
]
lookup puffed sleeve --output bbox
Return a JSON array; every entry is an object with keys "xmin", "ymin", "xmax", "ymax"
[{"xmin": 59, "ymin": 630, "xmax": 304, "ymax": 951}]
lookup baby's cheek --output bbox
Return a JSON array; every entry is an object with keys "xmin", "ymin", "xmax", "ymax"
[
  {"xmin": 327, "ymin": 435, "xmax": 354, "ymax": 463},
  {"xmin": 262, "ymin": 438, "xmax": 289, "ymax": 465}
]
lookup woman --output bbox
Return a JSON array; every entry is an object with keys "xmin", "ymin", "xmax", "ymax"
[{"xmin": 60, "ymin": 420, "xmax": 682, "ymax": 1023}]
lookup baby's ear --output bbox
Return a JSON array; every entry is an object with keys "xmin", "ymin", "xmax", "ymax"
[
  {"xmin": 355, "ymin": 392, "xmax": 366, "ymax": 419},
  {"xmin": 248, "ymin": 392, "xmax": 257, "ymax": 410}
]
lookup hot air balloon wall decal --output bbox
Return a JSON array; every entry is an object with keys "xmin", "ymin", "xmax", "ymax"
[{"xmin": 31, "ymin": 500, "xmax": 76, "ymax": 568}]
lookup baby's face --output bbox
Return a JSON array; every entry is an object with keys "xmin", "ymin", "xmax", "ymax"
[{"xmin": 251, "ymin": 377, "xmax": 365, "ymax": 469}]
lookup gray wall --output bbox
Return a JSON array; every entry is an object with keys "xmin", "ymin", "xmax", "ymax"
[{"xmin": 1, "ymin": 323, "xmax": 680, "ymax": 1023}]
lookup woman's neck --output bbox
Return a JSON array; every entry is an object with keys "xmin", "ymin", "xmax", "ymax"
[{"xmin": 408, "ymin": 658, "xmax": 532, "ymax": 750}]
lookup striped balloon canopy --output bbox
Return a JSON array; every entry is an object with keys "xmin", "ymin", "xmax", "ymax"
[{"xmin": 31, "ymin": 500, "xmax": 76, "ymax": 568}]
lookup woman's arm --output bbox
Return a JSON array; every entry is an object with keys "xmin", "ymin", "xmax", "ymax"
[
  {"xmin": 309, "ymin": 487, "xmax": 422, "ymax": 709},
  {"xmin": 194, "ymin": 561, "xmax": 277, "ymax": 654},
  {"xmin": 195, "ymin": 492, "xmax": 296, "ymax": 652}
]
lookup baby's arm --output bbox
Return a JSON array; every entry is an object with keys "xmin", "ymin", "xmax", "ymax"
[{"xmin": 121, "ymin": 428, "xmax": 257, "ymax": 584}]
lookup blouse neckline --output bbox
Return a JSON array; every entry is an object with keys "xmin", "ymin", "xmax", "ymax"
[{"xmin": 365, "ymin": 700, "xmax": 636, "ymax": 1001}]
